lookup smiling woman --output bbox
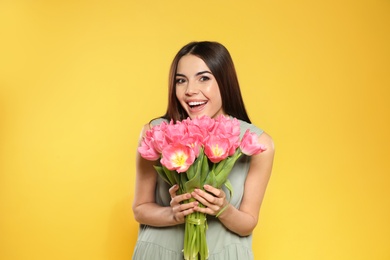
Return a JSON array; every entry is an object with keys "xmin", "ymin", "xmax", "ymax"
[
  {"xmin": 131, "ymin": 41, "xmax": 274, "ymax": 260},
  {"xmin": 175, "ymin": 55, "xmax": 224, "ymax": 119},
  {"xmin": 164, "ymin": 41, "xmax": 252, "ymax": 123}
]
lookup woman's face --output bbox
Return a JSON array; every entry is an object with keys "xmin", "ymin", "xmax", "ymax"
[{"xmin": 175, "ymin": 54, "xmax": 225, "ymax": 119}]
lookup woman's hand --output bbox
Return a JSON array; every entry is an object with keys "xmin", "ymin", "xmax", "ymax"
[
  {"xmin": 169, "ymin": 184, "xmax": 198, "ymax": 224},
  {"xmin": 191, "ymin": 184, "xmax": 229, "ymax": 217}
]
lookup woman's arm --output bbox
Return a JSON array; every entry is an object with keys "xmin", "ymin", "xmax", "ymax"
[
  {"xmin": 132, "ymin": 124, "xmax": 197, "ymax": 227},
  {"xmin": 191, "ymin": 131, "xmax": 275, "ymax": 236}
]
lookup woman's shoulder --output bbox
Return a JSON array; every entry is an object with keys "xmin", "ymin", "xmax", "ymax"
[
  {"xmin": 237, "ymin": 119, "xmax": 264, "ymax": 137},
  {"xmin": 236, "ymin": 118, "xmax": 274, "ymax": 151},
  {"xmin": 138, "ymin": 117, "xmax": 168, "ymax": 137},
  {"xmin": 150, "ymin": 117, "xmax": 168, "ymax": 126},
  {"xmin": 141, "ymin": 117, "xmax": 168, "ymax": 130}
]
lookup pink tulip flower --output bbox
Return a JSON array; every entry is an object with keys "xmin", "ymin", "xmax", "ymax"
[
  {"xmin": 204, "ymin": 136, "xmax": 231, "ymax": 163},
  {"xmin": 240, "ymin": 129, "xmax": 267, "ymax": 156},
  {"xmin": 138, "ymin": 135, "xmax": 160, "ymax": 161},
  {"xmin": 164, "ymin": 120, "xmax": 189, "ymax": 144},
  {"xmin": 150, "ymin": 128, "xmax": 168, "ymax": 154},
  {"xmin": 160, "ymin": 143, "xmax": 196, "ymax": 173},
  {"xmin": 191, "ymin": 115, "xmax": 215, "ymax": 132},
  {"xmin": 213, "ymin": 115, "xmax": 241, "ymax": 154}
]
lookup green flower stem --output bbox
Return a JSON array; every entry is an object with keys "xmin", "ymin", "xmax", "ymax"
[
  {"xmin": 215, "ymin": 204, "xmax": 229, "ymax": 218},
  {"xmin": 184, "ymin": 204, "xmax": 208, "ymax": 260}
]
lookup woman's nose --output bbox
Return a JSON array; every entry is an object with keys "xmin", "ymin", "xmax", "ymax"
[{"xmin": 185, "ymin": 81, "xmax": 199, "ymax": 95}]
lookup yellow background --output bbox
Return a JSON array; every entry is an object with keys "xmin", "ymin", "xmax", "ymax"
[{"xmin": 1, "ymin": 1, "xmax": 389, "ymax": 259}]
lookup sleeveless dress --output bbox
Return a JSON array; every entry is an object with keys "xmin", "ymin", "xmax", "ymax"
[{"xmin": 132, "ymin": 118, "xmax": 264, "ymax": 260}]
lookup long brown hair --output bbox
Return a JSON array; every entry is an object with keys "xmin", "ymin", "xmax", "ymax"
[{"xmin": 163, "ymin": 41, "xmax": 251, "ymax": 123}]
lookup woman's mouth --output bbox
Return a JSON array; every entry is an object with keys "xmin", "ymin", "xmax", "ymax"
[
  {"xmin": 188, "ymin": 101, "xmax": 207, "ymax": 111},
  {"xmin": 188, "ymin": 101, "xmax": 206, "ymax": 108}
]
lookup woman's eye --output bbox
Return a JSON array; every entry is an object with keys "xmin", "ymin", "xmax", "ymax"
[
  {"xmin": 175, "ymin": 78, "xmax": 186, "ymax": 84},
  {"xmin": 200, "ymin": 76, "xmax": 210, "ymax": 82}
]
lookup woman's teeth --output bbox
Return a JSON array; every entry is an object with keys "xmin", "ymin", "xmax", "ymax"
[{"xmin": 188, "ymin": 101, "xmax": 206, "ymax": 108}]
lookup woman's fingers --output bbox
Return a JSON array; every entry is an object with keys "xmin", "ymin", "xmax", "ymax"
[
  {"xmin": 204, "ymin": 184, "xmax": 224, "ymax": 198},
  {"xmin": 169, "ymin": 184, "xmax": 229, "ymax": 218},
  {"xmin": 170, "ymin": 192, "xmax": 191, "ymax": 206},
  {"xmin": 171, "ymin": 197, "xmax": 197, "ymax": 223},
  {"xmin": 169, "ymin": 184, "xmax": 190, "ymax": 205},
  {"xmin": 168, "ymin": 184, "xmax": 180, "ymax": 199},
  {"xmin": 169, "ymin": 184, "xmax": 197, "ymax": 223},
  {"xmin": 191, "ymin": 185, "xmax": 227, "ymax": 216}
]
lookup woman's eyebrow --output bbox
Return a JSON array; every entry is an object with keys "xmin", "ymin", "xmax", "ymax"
[
  {"xmin": 196, "ymin": 70, "xmax": 212, "ymax": 76},
  {"xmin": 175, "ymin": 71, "xmax": 212, "ymax": 77}
]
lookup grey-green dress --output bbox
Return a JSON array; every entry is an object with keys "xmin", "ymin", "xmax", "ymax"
[{"xmin": 132, "ymin": 118, "xmax": 264, "ymax": 260}]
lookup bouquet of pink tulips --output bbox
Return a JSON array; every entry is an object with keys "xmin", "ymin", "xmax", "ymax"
[{"xmin": 138, "ymin": 115, "xmax": 266, "ymax": 260}]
